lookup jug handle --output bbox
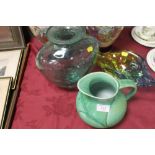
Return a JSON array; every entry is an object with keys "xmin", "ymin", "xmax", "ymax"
[{"xmin": 118, "ymin": 79, "xmax": 137, "ymax": 101}]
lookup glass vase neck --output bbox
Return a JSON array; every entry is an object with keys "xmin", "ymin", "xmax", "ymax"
[{"xmin": 46, "ymin": 26, "xmax": 86, "ymax": 45}]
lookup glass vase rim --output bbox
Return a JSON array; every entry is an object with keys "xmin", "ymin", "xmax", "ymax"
[{"xmin": 46, "ymin": 26, "xmax": 86, "ymax": 45}]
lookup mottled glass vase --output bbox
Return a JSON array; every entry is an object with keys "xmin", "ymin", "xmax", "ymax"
[
  {"xmin": 86, "ymin": 26, "xmax": 123, "ymax": 48},
  {"xmin": 36, "ymin": 26, "xmax": 99, "ymax": 89}
]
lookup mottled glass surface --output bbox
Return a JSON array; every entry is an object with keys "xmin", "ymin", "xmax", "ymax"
[
  {"xmin": 96, "ymin": 50, "xmax": 155, "ymax": 86},
  {"xmin": 36, "ymin": 27, "xmax": 98, "ymax": 89},
  {"xmin": 86, "ymin": 26, "xmax": 123, "ymax": 48}
]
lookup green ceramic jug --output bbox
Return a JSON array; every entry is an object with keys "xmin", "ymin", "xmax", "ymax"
[{"xmin": 76, "ymin": 72, "xmax": 137, "ymax": 128}]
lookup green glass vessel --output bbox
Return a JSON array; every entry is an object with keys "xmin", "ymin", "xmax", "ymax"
[
  {"xmin": 36, "ymin": 26, "xmax": 98, "ymax": 89},
  {"xmin": 76, "ymin": 72, "xmax": 137, "ymax": 128}
]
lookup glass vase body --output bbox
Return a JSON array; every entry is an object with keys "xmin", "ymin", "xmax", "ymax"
[
  {"xmin": 36, "ymin": 26, "xmax": 99, "ymax": 89},
  {"xmin": 86, "ymin": 26, "xmax": 123, "ymax": 48}
]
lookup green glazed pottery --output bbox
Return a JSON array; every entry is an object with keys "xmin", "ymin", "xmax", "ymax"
[{"xmin": 76, "ymin": 72, "xmax": 137, "ymax": 128}]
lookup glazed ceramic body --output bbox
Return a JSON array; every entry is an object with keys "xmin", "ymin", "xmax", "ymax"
[
  {"xmin": 86, "ymin": 26, "xmax": 123, "ymax": 48},
  {"xmin": 36, "ymin": 27, "xmax": 98, "ymax": 89},
  {"xmin": 76, "ymin": 72, "xmax": 137, "ymax": 128},
  {"xmin": 138, "ymin": 26, "xmax": 155, "ymax": 41},
  {"xmin": 131, "ymin": 26, "xmax": 155, "ymax": 48}
]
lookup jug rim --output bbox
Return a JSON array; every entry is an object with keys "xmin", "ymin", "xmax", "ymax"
[{"xmin": 77, "ymin": 72, "xmax": 119, "ymax": 100}]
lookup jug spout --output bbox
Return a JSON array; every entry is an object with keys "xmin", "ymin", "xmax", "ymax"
[
  {"xmin": 77, "ymin": 73, "xmax": 93, "ymax": 98},
  {"xmin": 77, "ymin": 72, "xmax": 118, "ymax": 102}
]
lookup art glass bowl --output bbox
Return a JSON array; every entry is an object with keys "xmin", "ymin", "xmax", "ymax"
[{"xmin": 96, "ymin": 50, "xmax": 155, "ymax": 86}]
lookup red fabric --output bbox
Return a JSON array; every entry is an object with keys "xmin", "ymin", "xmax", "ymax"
[{"xmin": 12, "ymin": 27, "xmax": 155, "ymax": 129}]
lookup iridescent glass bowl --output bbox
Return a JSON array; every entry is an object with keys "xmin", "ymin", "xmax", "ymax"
[
  {"xmin": 96, "ymin": 50, "xmax": 155, "ymax": 86},
  {"xmin": 86, "ymin": 26, "xmax": 124, "ymax": 48}
]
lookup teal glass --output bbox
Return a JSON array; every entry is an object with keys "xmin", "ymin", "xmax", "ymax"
[{"xmin": 36, "ymin": 26, "xmax": 99, "ymax": 89}]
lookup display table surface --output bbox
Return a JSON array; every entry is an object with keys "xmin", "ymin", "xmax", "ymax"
[{"xmin": 12, "ymin": 27, "xmax": 155, "ymax": 129}]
